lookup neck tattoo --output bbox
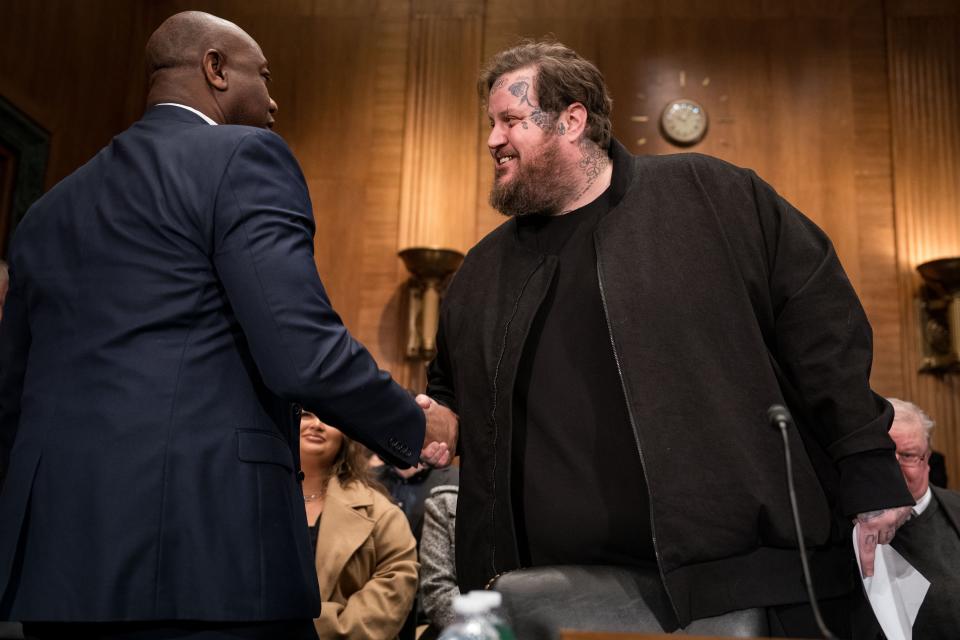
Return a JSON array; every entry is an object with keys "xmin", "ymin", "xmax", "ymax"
[{"xmin": 573, "ymin": 139, "xmax": 609, "ymax": 201}]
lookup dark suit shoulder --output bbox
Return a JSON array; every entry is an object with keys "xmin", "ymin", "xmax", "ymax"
[
  {"xmin": 152, "ymin": 122, "xmax": 294, "ymax": 170},
  {"xmin": 203, "ymin": 126, "xmax": 303, "ymax": 178},
  {"xmin": 192, "ymin": 122, "xmax": 288, "ymax": 148},
  {"xmin": 932, "ymin": 485, "xmax": 960, "ymax": 531},
  {"xmin": 11, "ymin": 139, "xmax": 120, "ymax": 248},
  {"xmin": 133, "ymin": 108, "xmax": 294, "ymax": 163}
]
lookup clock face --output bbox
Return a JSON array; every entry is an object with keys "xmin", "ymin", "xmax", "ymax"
[{"xmin": 660, "ymin": 98, "xmax": 708, "ymax": 146}]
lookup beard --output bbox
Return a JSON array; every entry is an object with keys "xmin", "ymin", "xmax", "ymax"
[{"xmin": 488, "ymin": 136, "xmax": 579, "ymax": 217}]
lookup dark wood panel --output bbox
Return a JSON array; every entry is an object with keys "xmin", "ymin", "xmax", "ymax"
[
  {"xmin": 0, "ymin": 0, "xmax": 149, "ymax": 188},
  {"xmin": 849, "ymin": 6, "xmax": 903, "ymax": 397},
  {"xmin": 886, "ymin": 0, "xmax": 960, "ymax": 17}
]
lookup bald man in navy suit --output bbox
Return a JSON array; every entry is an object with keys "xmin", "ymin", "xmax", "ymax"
[{"xmin": 0, "ymin": 11, "xmax": 454, "ymax": 639}]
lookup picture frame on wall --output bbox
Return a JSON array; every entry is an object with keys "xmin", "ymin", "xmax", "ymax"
[{"xmin": 0, "ymin": 96, "xmax": 49, "ymax": 258}]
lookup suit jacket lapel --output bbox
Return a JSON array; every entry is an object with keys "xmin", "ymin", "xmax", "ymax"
[
  {"xmin": 931, "ymin": 485, "xmax": 960, "ymax": 535},
  {"xmin": 314, "ymin": 477, "xmax": 375, "ymax": 599}
]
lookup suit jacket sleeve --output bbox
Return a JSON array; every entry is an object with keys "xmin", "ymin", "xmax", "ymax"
[
  {"xmin": 0, "ymin": 258, "xmax": 30, "ymax": 488},
  {"xmin": 315, "ymin": 501, "xmax": 419, "ymax": 639},
  {"xmin": 211, "ymin": 129, "xmax": 423, "ymax": 467},
  {"xmin": 745, "ymin": 169, "xmax": 912, "ymax": 517}
]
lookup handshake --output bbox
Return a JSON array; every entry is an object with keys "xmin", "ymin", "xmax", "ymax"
[{"xmin": 416, "ymin": 394, "xmax": 459, "ymax": 468}]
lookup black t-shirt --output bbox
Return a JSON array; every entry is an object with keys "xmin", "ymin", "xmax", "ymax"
[
  {"xmin": 309, "ymin": 513, "xmax": 321, "ymax": 552},
  {"xmin": 511, "ymin": 183, "xmax": 655, "ymax": 568}
]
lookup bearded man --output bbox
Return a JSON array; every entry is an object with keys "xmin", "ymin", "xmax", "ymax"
[{"xmin": 423, "ymin": 40, "xmax": 913, "ymax": 638}]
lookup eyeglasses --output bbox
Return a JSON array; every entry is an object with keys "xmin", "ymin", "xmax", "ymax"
[{"xmin": 895, "ymin": 450, "xmax": 930, "ymax": 467}]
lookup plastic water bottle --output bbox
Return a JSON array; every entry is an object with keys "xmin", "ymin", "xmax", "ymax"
[
  {"xmin": 437, "ymin": 593, "xmax": 500, "ymax": 640},
  {"xmin": 467, "ymin": 590, "xmax": 517, "ymax": 640}
]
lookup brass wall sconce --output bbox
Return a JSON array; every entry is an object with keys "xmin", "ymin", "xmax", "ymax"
[
  {"xmin": 917, "ymin": 257, "xmax": 960, "ymax": 373},
  {"xmin": 399, "ymin": 247, "xmax": 464, "ymax": 360}
]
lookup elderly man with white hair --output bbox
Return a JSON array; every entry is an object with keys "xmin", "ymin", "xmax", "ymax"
[{"xmin": 886, "ymin": 398, "xmax": 960, "ymax": 638}]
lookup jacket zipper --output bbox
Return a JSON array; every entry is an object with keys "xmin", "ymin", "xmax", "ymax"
[
  {"xmin": 595, "ymin": 238, "xmax": 680, "ymax": 623},
  {"xmin": 488, "ymin": 255, "xmax": 546, "ymax": 578}
]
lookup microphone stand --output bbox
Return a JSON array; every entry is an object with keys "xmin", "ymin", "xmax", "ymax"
[{"xmin": 768, "ymin": 404, "xmax": 838, "ymax": 640}]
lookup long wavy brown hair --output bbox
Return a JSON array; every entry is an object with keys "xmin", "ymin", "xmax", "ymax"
[{"xmin": 329, "ymin": 437, "xmax": 376, "ymax": 488}]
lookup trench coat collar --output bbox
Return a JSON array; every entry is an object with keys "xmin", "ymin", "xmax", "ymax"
[{"xmin": 314, "ymin": 476, "xmax": 376, "ymax": 599}]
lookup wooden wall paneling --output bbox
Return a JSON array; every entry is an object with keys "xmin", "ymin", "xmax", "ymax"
[
  {"xmin": 847, "ymin": 4, "xmax": 903, "ymax": 397},
  {"xmin": 887, "ymin": 9, "xmax": 960, "ymax": 486},
  {"xmin": 286, "ymin": 1, "xmax": 414, "ymax": 376},
  {"xmin": 0, "ymin": 0, "xmax": 150, "ymax": 188},
  {"xmin": 357, "ymin": 4, "xmax": 418, "ymax": 386},
  {"xmin": 291, "ymin": 11, "xmax": 384, "ymax": 337}
]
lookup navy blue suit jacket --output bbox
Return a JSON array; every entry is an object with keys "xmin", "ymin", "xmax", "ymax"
[{"xmin": 0, "ymin": 106, "xmax": 424, "ymax": 621}]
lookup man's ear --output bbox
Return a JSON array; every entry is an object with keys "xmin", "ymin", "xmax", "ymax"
[
  {"xmin": 561, "ymin": 102, "xmax": 588, "ymax": 140},
  {"xmin": 203, "ymin": 49, "xmax": 228, "ymax": 91}
]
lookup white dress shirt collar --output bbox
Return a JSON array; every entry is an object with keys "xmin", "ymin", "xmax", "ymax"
[
  {"xmin": 913, "ymin": 486, "xmax": 933, "ymax": 517},
  {"xmin": 155, "ymin": 103, "xmax": 217, "ymax": 126}
]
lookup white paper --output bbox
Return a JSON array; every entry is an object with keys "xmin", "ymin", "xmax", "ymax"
[{"xmin": 852, "ymin": 524, "xmax": 930, "ymax": 640}]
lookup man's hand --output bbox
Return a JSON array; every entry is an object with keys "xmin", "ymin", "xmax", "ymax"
[
  {"xmin": 417, "ymin": 394, "xmax": 458, "ymax": 468},
  {"xmin": 854, "ymin": 506, "xmax": 912, "ymax": 577}
]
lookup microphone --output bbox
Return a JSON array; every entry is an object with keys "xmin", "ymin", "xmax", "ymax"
[
  {"xmin": 767, "ymin": 404, "xmax": 838, "ymax": 640},
  {"xmin": 767, "ymin": 404, "xmax": 791, "ymax": 429}
]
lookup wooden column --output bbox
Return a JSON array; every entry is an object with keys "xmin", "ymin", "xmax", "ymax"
[
  {"xmin": 396, "ymin": 0, "xmax": 485, "ymax": 389},
  {"xmin": 887, "ymin": 0, "xmax": 960, "ymax": 486},
  {"xmin": 398, "ymin": 0, "xmax": 484, "ymax": 253}
]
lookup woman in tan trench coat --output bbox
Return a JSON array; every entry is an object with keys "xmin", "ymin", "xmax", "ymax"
[{"xmin": 300, "ymin": 410, "xmax": 419, "ymax": 639}]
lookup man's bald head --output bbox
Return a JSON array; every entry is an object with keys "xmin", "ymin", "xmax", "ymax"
[
  {"xmin": 146, "ymin": 12, "xmax": 248, "ymax": 76},
  {"xmin": 145, "ymin": 11, "xmax": 277, "ymax": 129}
]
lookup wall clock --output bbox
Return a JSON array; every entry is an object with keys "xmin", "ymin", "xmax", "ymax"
[
  {"xmin": 659, "ymin": 98, "xmax": 708, "ymax": 146},
  {"xmin": 628, "ymin": 69, "xmax": 732, "ymax": 151}
]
